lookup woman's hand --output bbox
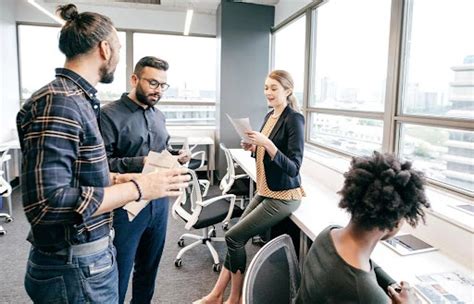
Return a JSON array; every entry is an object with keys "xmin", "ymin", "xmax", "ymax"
[
  {"xmin": 388, "ymin": 281, "xmax": 417, "ymax": 304},
  {"xmin": 245, "ymin": 131, "xmax": 278, "ymax": 159},
  {"xmin": 245, "ymin": 131, "xmax": 270, "ymax": 147},
  {"xmin": 241, "ymin": 141, "xmax": 256, "ymax": 153}
]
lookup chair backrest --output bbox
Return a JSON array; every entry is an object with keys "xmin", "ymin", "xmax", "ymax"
[
  {"xmin": 242, "ymin": 234, "xmax": 301, "ymax": 304},
  {"xmin": 219, "ymin": 143, "xmax": 236, "ymax": 194},
  {"xmin": 0, "ymin": 148, "xmax": 13, "ymax": 197},
  {"xmin": 171, "ymin": 169, "xmax": 203, "ymax": 229}
]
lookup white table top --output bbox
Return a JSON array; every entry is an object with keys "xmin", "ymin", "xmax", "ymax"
[
  {"xmin": 169, "ymin": 136, "xmax": 214, "ymax": 145},
  {"xmin": 228, "ymin": 148, "xmax": 472, "ymax": 284},
  {"xmin": 0, "ymin": 139, "xmax": 21, "ymax": 152}
]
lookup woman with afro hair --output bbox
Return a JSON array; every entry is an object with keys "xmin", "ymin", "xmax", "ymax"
[{"xmin": 296, "ymin": 151, "xmax": 430, "ymax": 304}]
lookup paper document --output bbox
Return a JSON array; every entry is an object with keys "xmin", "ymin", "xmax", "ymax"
[
  {"xmin": 226, "ymin": 113, "xmax": 253, "ymax": 143},
  {"xmin": 414, "ymin": 271, "xmax": 473, "ymax": 303},
  {"xmin": 123, "ymin": 150, "xmax": 180, "ymax": 221}
]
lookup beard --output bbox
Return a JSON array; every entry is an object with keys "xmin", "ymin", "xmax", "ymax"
[
  {"xmin": 135, "ymin": 84, "xmax": 162, "ymax": 107},
  {"xmin": 99, "ymin": 58, "xmax": 116, "ymax": 84}
]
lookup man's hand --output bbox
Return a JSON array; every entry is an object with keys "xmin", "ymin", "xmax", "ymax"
[
  {"xmin": 177, "ymin": 149, "xmax": 191, "ymax": 164},
  {"xmin": 388, "ymin": 281, "xmax": 417, "ymax": 304},
  {"xmin": 136, "ymin": 167, "xmax": 190, "ymax": 200}
]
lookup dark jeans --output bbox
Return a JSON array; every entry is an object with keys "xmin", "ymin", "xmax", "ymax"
[
  {"xmin": 25, "ymin": 243, "xmax": 118, "ymax": 304},
  {"xmin": 224, "ymin": 195, "xmax": 300, "ymax": 273},
  {"xmin": 113, "ymin": 198, "xmax": 169, "ymax": 304}
]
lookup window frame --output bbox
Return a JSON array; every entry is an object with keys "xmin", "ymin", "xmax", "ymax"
[{"xmin": 271, "ymin": 0, "xmax": 474, "ymax": 200}]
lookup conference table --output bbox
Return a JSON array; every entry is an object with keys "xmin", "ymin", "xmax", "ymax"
[{"xmin": 228, "ymin": 148, "xmax": 472, "ymax": 300}]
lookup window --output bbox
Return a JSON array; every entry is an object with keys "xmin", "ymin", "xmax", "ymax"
[
  {"xmin": 273, "ymin": 16, "xmax": 306, "ymax": 103},
  {"xmin": 96, "ymin": 31, "xmax": 127, "ymax": 101},
  {"xmin": 18, "ymin": 25, "xmax": 127, "ymax": 102},
  {"xmin": 18, "ymin": 25, "xmax": 64, "ymax": 101},
  {"xmin": 307, "ymin": 0, "xmax": 392, "ymax": 155},
  {"xmin": 397, "ymin": 0, "xmax": 474, "ymax": 194},
  {"xmin": 274, "ymin": 0, "xmax": 474, "ymax": 197},
  {"xmin": 134, "ymin": 33, "xmax": 217, "ymax": 125}
]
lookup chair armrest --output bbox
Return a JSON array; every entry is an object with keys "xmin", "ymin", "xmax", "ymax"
[
  {"xmin": 235, "ymin": 174, "xmax": 249, "ymax": 180},
  {"xmin": 191, "ymin": 151, "xmax": 206, "ymax": 169},
  {"xmin": 198, "ymin": 194, "xmax": 236, "ymax": 225},
  {"xmin": 197, "ymin": 194, "xmax": 235, "ymax": 208}
]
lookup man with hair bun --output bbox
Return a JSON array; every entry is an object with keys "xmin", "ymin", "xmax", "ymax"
[
  {"xmin": 295, "ymin": 151, "xmax": 430, "ymax": 304},
  {"xmin": 16, "ymin": 4, "xmax": 189, "ymax": 303}
]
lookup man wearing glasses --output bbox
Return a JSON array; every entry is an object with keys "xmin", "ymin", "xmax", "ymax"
[{"xmin": 100, "ymin": 56, "xmax": 190, "ymax": 304}]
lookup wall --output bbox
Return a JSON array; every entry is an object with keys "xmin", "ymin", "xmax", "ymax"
[
  {"xmin": 0, "ymin": 0, "xmax": 20, "ymax": 143},
  {"xmin": 15, "ymin": 1, "xmax": 216, "ymax": 35},
  {"xmin": 216, "ymin": 1, "xmax": 274, "ymax": 177}
]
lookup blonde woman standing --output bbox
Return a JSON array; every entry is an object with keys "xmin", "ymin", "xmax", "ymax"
[{"xmin": 195, "ymin": 70, "xmax": 305, "ymax": 304}]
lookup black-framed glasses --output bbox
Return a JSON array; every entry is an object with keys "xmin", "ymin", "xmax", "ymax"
[{"xmin": 140, "ymin": 77, "xmax": 170, "ymax": 91}]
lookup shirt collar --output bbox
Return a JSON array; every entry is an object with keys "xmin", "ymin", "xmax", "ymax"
[
  {"xmin": 120, "ymin": 93, "xmax": 156, "ymax": 113},
  {"xmin": 55, "ymin": 68, "xmax": 98, "ymax": 98}
]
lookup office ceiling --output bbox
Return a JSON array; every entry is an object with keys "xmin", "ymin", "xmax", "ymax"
[{"xmin": 43, "ymin": 0, "xmax": 280, "ymax": 15}]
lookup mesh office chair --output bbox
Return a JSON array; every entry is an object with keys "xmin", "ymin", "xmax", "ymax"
[
  {"xmin": 219, "ymin": 143, "xmax": 251, "ymax": 229},
  {"xmin": 0, "ymin": 148, "xmax": 13, "ymax": 236},
  {"xmin": 242, "ymin": 234, "xmax": 301, "ymax": 304},
  {"xmin": 184, "ymin": 145, "xmax": 210, "ymax": 197},
  {"xmin": 172, "ymin": 169, "xmax": 236, "ymax": 272}
]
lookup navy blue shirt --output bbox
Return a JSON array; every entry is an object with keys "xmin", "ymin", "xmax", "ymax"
[
  {"xmin": 17, "ymin": 68, "xmax": 112, "ymax": 251},
  {"xmin": 100, "ymin": 93, "xmax": 171, "ymax": 173}
]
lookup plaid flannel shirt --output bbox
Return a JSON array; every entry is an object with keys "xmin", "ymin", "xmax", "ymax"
[{"xmin": 17, "ymin": 68, "xmax": 112, "ymax": 251}]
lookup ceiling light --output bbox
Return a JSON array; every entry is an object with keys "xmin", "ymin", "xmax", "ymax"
[
  {"xmin": 27, "ymin": 0, "xmax": 65, "ymax": 25},
  {"xmin": 183, "ymin": 9, "xmax": 194, "ymax": 36}
]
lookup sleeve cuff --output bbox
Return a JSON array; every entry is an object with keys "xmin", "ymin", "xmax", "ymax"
[{"xmin": 129, "ymin": 157, "xmax": 145, "ymax": 172}]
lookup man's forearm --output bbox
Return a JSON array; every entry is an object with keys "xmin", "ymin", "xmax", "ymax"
[{"xmin": 93, "ymin": 182, "xmax": 139, "ymax": 216}]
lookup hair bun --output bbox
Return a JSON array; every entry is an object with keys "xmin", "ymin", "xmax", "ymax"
[{"xmin": 56, "ymin": 4, "xmax": 79, "ymax": 22}]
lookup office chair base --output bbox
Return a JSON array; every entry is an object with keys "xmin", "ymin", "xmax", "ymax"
[{"xmin": 175, "ymin": 227, "xmax": 226, "ymax": 272}]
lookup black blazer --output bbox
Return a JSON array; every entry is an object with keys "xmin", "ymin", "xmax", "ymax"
[{"xmin": 256, "ymin": 105, "xmax": 305, "ymax": 191}]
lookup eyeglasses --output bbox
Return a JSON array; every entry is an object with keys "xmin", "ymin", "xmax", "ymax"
[{"xmin": 140, "ymin": 77, "xmax": 170, "ymax": 91}]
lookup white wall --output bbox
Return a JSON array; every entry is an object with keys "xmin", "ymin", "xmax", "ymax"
[
  {"xmin": 274, "ymin": 0, "xmax": 312, "ymax": 26},
  {"xmin": 0, "ymin": 0, "xmax": 20, "ymax": 143},
  {"xmin": 15, "ymin": 1, "xmax": 216, "ymax": 35}
]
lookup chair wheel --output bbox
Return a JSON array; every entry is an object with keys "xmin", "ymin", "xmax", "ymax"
[
  {"xmin": 212, "ymin": 263, "xmax": 221, "ymax": 272},
  {"xmin": 0, "ymin": 230, "xmax": 5, "ymax": 236},
  {"xmin": 178, "ymin": 238, "xmax": 185, "ymax": 247},
  {"xmin": 222, "ymin": 223, "xmax": 229, "ymax": 231},
  {"xmin": 5, "ymin": 217, "xmax": 13, "ymax": 223},
  {"xmin": 175, "ymin": 259, "xmax": 183, "ymax": 268}
]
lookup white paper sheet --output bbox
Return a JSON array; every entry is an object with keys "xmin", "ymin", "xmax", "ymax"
[
  {"xmin": 226, "ymin": 113, "xmax": 253, "ymax": 143},
  {"xmin": 123, "ymin": 150, "xmax": 180, "ymax": 221}
]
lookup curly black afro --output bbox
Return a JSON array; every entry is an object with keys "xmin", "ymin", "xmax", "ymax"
[{"xmin": 338, "ymin": 151, "xmax": 430, "ymax": 231}]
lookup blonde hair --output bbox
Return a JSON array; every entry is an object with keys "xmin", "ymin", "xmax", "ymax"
[{"xmin": 268, "ymin": 70, "xmax": 300, "ymax": 112}]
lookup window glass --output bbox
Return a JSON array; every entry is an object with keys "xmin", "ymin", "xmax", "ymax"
[
  {"xmin": 274, "ymin": 16, "xmax": 306, "ymax": 103},
  {"xmin": 18, "ymin": 25, "xmax": 126, "ymax": 101},
  {"xmin": 309, "ymin": 113, "xmax": 383, "ymax": 156},
  {"xmin": 399, "ymin": 124, "xmax": 474, "ymax": 193},
  {"xmin": 133, "ymin": 33, "xmax": 216, "ymax": 125},
  {"xmin": 401, "ymin": 0, "xmax": 474, "ymax": 119},
  {"xmin": 310, "ymin": 0, "xmax": 391, "ymax": 112}
]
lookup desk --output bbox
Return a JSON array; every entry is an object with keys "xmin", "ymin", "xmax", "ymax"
[
  {"xmin": 228, "ymin": 148, "xmax": 472, "ymax": 286},
  {"xmin": 170, "ymin": 136, "xmax": 215, "ymax": 184}
]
